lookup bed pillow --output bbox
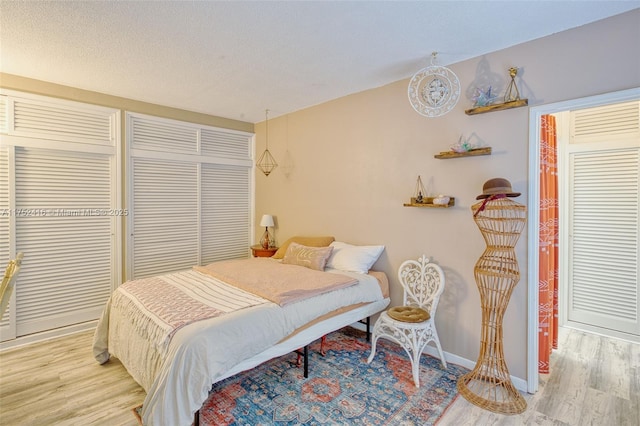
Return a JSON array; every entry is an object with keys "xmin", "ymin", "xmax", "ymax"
[
  {"xmin": 273, "ymin": 236, "xmax": 335, "ymax": 259},
  {"xmin": 281, "ymin": 242, "xmax": 334, "ymax": 271},
  {"xmin": 326, "ymin": 241, "xmax": 385, "ymax": 274}
]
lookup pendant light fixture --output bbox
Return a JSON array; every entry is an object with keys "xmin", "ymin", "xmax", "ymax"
[{"xmin": 256, "ymin": 109, "xmax": 278, "ymax": 176}]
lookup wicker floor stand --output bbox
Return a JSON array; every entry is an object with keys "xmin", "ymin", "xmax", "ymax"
[{"xmin": 458, "ymin": 198, "xmax": 527, "ymax": 415}]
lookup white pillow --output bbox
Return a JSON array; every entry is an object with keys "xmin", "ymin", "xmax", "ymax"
[{"xmin": 326, "ymin": 241, "xmax": 385, "ymax": 274}]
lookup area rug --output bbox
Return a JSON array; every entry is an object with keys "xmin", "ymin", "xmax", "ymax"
[{"xmin": 196, "ymin": 327, "xmax": 468, "ymax": 425}]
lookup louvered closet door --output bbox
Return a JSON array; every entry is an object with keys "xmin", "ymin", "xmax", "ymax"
[
  {"xmin": 200, "ymin": 127, "xmax": 253, "ymax": 262},
  {"xmin": 566, "ymin": 101, "xmax": 640, "ymax": 338},
  {"xmin": 0, "ymin": 147, "xmax": 12, "ymax": 332},
  {"xmin": 0, "ymin": 147, "xmax": 9, "ymax": 269},
  {"xmin": 201, "ymin": 164, "xmax": 251, "ymax": 264},
  {"xmin": 0, "ymin": 90, "xmax": 120, "ymax": 342},
  {"xmin": 127, "ymin": 112, "xmax": 253, "ymax": 280},
  {"xmin": 131, "ymin": 158, "xmax": 199, "ymax": 278},
  {"xmin": 568, "ymin": 149, "xmax": 640, "ymax": 336},
  {"xmin": 14, "ymin": 148, "xmax": 115, "ymax": 335}
]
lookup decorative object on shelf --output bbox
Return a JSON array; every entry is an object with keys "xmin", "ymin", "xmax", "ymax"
[
  {"xmin": 450, "ymin": 135, "xmax": 474, "ymax": 153},
  {"xmin": 413, "ymin": 175, "xmax": 427, "ymax": 203},
  {"xmin": 504, "ymin": 67, "xmax": 522, "ymax": 102},
  {"xmin": 457, "ymin": 178, "xmax": 527, "ymax": 414},
  {"xmin": 464, "ymin": 100, "xmax": 528, "ymax": 115},
  {"xmin": 259, "ymin": 214, "xmax": 275, "ymax": 249},
  {"xmin": 472, "ymin": 86, "xmax": 498, "ymax": 107},
  {"xmin": 435, "ymin": 147, "xmax": 492, "ymax": 159},
  {"xmin": 465, "ymin": 67, "xmax": 528, "ymax": 115},
  {"xmin": 408, "ymin": 52, "xmax": 461, "ymax": 117},
  {"xmin": 405, "ymin": 175, "xmax": 454, "ymax": 207},
  {"xmin": 404, "ymin": 196, "xmax": 455, "ymax": 208},
  {"xmin": 256, "ymin": 109, "xmax": 278, "ymax": 176},
  {"xmin": 432, "ymin": 195, "xmax": 450, "ymax": 206}
]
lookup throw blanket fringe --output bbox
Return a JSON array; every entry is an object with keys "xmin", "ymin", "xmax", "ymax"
[
  {"xmin": 111, "ymin": 270, "xmax": 267, "ymax": 357},
  {"xmin": 111, "ymin": 287, "xmax": 172, "ymax": 354}
]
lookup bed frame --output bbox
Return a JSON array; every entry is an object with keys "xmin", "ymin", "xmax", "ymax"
[{"xmin": 295, "ymin": 317, "xmax": 371, "ymax": 377}]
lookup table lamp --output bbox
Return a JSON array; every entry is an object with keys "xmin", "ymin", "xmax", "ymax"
[{"xmin": 259, "ymin": 214, "xmax": 275, "ymax": 249}]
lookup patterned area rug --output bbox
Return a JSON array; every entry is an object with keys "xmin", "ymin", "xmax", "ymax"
[{"xmin": 198, "ymin": 327, "xmax": 468, "ymax": 425}]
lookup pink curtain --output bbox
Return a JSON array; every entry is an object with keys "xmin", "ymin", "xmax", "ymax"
[{"xmin": 539, "ymin": 114, "xmax": 559, "ymax": 373}]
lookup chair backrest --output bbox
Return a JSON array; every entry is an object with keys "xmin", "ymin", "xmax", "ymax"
[
  {"xmin": 397, "ymin": 254, "xmax": 445, "ymax": 315},
  {"xmin": 0, "ymin": 252, "xmax": 24, "ymax": 321}
]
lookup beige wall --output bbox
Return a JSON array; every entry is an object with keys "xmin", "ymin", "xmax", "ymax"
[{"xmin": 255, "ymin": 10, "xmax": 640, "ymax": 380}]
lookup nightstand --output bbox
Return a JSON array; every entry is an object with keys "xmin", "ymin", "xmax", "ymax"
[{"xmin": 251, "ymin": 245, "xmax": 278, "ymax": 257}]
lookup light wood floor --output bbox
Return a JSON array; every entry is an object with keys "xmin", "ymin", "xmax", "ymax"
[
  {"xmin": 0, "ymin": 326, "xmax": 637, "ymax": 425},
  {"xmin": 441, "ymin": 327, "xmax": 639, "ymax": 425}
]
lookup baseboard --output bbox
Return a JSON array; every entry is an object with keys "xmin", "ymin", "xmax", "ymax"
[
  {"xmin": 350, "ymin": 320, "xmax": 528, "ymax": 393},
  {"xmin": 0, "ymin": 320, "xmax": 97, "ymax": 352}
]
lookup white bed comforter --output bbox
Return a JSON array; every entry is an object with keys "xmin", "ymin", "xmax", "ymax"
[{"xmin": 93, "ymin": 264, "xmax": 384, "ymax": 426}]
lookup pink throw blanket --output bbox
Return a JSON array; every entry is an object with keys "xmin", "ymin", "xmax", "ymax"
[
  {"xmin": 111, "ymin": 270, "xmax": 267, "ymax": 354},
  {"xmin": 194, "ymin": 258, "xmax": 358, "ymax": 306}
]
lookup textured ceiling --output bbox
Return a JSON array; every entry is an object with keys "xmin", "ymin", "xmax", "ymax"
[{"xmin": 1, "ymin": 1, "xmax": 638, "ymax": 123}]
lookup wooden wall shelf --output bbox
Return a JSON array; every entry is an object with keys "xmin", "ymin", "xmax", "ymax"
[
  {"xmin": 404, "ymin": 197, "xmax": 455, "ymax": 208},
  {"xmin": 465, "ymin": 99, "xmax": 528, "ymax": 115},
  {"xmin": 434, "ymin": 147, "xmax": 491, "ymax": 159}
]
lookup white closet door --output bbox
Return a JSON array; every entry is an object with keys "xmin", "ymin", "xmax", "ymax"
[
  {"xmin": 0, "ymin": 90, "xmax": 120, "ymax": 341},
  {"xmin": 200, "ymin": 126, "xmax": 252, "ymax": 263},
  {"xmin": 14, "ymin": 148, "xmax": 116, "ymax": 335},
  {"xmin": 0, "ymin": 146, "xmax": 10, "ymax": 270},
  {"xmin": 130, "ymin": 158, "xmax": 199, "ymax": 279},
  {"xmin": 0, "ymin": 146, "xmax": 14, "ymax": 336},
  {"xmin": 201, "ymin": 164, "xmax": 251, "ymax": 264},
  {"xmin": 568, "ymin": 148, "xmax": 640, "ymax": 336},
  {"xmin": 127, "ymin": 112, "xmax": 253, "ymax": 280},
  {"xmin": 566, "ymin": 101, "xmax": 640, "ymax": 339}
]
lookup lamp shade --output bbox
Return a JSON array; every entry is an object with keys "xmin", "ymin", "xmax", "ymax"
[{"xmin": 260, "ymin": 214, "xmax": 274, "ymax": 227}]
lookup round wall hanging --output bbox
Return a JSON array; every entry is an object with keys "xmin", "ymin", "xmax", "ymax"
[{"xmin": 408, "ymin": 52, "xmax": 460, "ymax": 117}]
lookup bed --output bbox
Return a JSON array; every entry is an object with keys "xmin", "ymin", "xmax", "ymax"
[{"xmin": 92, "ymin": 239, "xmax": 390, "ymax": 426}]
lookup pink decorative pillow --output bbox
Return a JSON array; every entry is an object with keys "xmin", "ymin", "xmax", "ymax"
[{"xmin": 282, "ymin": 242, "xmax": 334, "ymax": 271}]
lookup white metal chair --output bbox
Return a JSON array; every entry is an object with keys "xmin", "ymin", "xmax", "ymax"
[
  {"xmin": 0, "ymin": 252, "xmax": 24, "ymax": 321},
  {"xmin": 367, "ymin": 254, "xmax": 446, "ymax": 387}
]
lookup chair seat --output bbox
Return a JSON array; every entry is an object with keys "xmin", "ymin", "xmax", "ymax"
[{"xmin": 387, "ymin": 306, "xmax": 430, "ymax": 323}]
